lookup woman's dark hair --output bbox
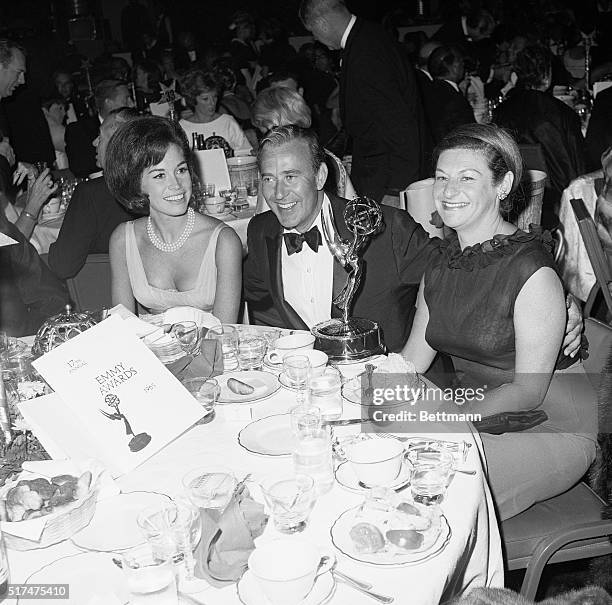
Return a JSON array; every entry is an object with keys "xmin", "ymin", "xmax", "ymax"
[
  {"xmin": 105, "ymin": 116, "xmax": 193, "ymax": 212},
  {"xmin": 433, "ymin": 123, "xmax": 522, "ymax": 213},
  {"xmin": 513, "ymin": 45, "xmax": 552, "ymax": 90},
  {"xmin": 179, "ymin": 68, "xmax": 220, "ymax": 110}
]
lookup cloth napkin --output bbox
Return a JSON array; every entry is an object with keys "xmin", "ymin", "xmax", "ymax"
[
  {"xmin": 166, "ymin": 338, "xmax": 224, "ymax": 381},
  {"xmin": 194, "ymin": 485, "xmax": 268, "ymax": 587}
]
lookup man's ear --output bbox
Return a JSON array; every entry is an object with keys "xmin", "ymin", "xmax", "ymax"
[
  {"xmin": 298, "ymin": 86, "xmax": 305, "ymax": 97},
  {"xmin": 316, "ymin": 161, "xmax": 328, "ymax": 190}
]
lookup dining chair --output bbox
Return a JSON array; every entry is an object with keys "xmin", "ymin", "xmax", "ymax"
[
  {"xmin": 501, "ymin": 317, "xmax": 612, "ymax": 601},
  {"xmin": 66, "ymin": 253, "xmax": 112, "ymax": 312},
  {"xmin": 570, "ymin": 197, "xmax": 612, "ymax": 318},
  {"xmin": 514, "ymin": 170, "xmax": 547, "ymax": 231}
]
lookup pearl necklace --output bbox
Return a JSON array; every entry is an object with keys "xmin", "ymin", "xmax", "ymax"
[{"xmin": 146, "ymin": 207, "xmax": 195, "ymax": 253}]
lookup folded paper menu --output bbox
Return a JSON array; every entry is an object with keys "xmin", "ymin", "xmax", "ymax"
[{"xmin": 31, "ymin": 315, "xmax": 203, "ymax": 477}]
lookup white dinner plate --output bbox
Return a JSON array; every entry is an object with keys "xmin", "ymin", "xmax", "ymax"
[
  {"xmin": 217, "ymin": 370, "xmax": 280, "ymax": 403},
  {"xmin": 237, "ymin": 570, "xmax": 335, "ymax": 605},
  {"xmin": 330, "ymin": 505, "xmax": 451, "ymax": 567},
  {"xmin": 238, "ymin": 413, "xmax": 293, "ymax": 457},
  {"xmin": 22, "ymin": 551, "xmax": 198, "ymax": 604},
  {"xmin": 334, "ymin": 458, "xmax": 412, "ymax": 494},
  {"xmin": 22, "ymin": 552, "xmax": 128, "ymax": 604},
  {"xmin": 71, "ymin": 491, "xmax": 170, "ymax": 552}
]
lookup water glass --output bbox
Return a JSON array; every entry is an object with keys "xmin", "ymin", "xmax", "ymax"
[
  {"xmin": 283, "ymin": 355, "xmax": 311, "ymax": 404},
  {"xmin": 261, "ymin": 474, "xmax": 315, "ymax": 534},
  {"xmin": 237, "ymin": 337, "xmax": 267, "ymax": 371},
  {"xmin": 408, "ymin": 448, "xmax": 454, "ymax": 505},
  {"xmin": 206, "ymin": 325, "xmax": 239, "ymax": 371},
  {"xmin": 290, "ymin": 403, "xmax": 321, "ymax": 436},
  {"xmin": 182, "ymin": 466, "xmax": 237, "ymax": 522},
  {"xmin": 204, "ymin": 183, "xmax": 216, "ymax": 197},
  {"xmin": 182, "ymin": 377, "xmax": 219, "ymax": 424},
  {"xmin": 121, "ymin": 544, "xmax": 178, "ymax": 605},
  {"xmin": 308, "ymin": 367, "xmax": 342, "ymax": 421},
  {"xmin": 292, "ymin": 427, "xmax": 334, "ymax": 495},
  {"xmin": 171, "ymin": 322, "xmax": 200, "ymax": 356}
]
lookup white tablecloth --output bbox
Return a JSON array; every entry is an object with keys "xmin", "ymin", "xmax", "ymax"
[{"xmin": 8, "ymin": 368, "xmax": 503, "ymax": 604}]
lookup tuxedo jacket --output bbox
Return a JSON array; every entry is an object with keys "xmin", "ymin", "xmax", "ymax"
[
  {"xmin": 243, "ymin": 194, "xmax": 437, "ymax": 353},
  {"xmin": 65, "ymin": 115, "xmax": 99, "ymax": 178},
  {"xmin": 48, "ymin": 176, "xmax": 137, "ymax": 279},
  {"xmin": 425, "ymin": 80, "xmax": 475, "ymax": 145},
  {"xmin": 340, "ymin": 19, "xmax": 431, "ymax": 202}
]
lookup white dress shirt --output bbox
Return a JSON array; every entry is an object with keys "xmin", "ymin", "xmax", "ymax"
[
  {"xmin": 340, "ymin": 14, "xmax": 357, "ymax": 49},
  {"xmin": 282, "ymin": 195, "xmax": 334, "ymax": 329}
]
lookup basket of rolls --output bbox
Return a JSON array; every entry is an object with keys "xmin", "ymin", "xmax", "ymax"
[{"xmin": 0, "ymin": 465, "xmax": 99, "ymax": 550}]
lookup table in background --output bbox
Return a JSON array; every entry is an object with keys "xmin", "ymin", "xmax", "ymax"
[{"xmin": 8, "ymin": 338, "xmax": 503, "ymax": 604}]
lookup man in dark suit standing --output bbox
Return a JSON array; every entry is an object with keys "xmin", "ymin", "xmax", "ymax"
[
  {"xmin": 298, "ymin": 0, "xmax": 430, "ymax": 206},
  {"xmin": 244, "ymin": 125, "xmax": 435, "ymax": 353},
  {"xmin": 65, "ymin": 79, "xmax": 134, "ymax": 178},
  {"xmin": 426, "ymin": 45, "xmax": 475, "ymax": 144}
]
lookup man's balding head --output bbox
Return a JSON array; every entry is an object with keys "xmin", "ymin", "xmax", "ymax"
[
  {"xmin": 299, "ymin": 0, "xmax": 351, "ymax": 50},
  {"xmin": 0, "ymin": 40, "xmax": 25, "ymax": 99}
]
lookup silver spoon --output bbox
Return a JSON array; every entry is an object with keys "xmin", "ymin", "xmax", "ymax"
[
  {"xmin": 335, "ymin": 576, "xmax": 395, "ymax": 603},
  {"xmin": 317, "ymin": 556, "xmax": 372, "ymax": 590}
]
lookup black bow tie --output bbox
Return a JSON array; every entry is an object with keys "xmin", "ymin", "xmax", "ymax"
[{"xmin": 283, "ymin": 226, "xmax": 322, "ymax": 255}]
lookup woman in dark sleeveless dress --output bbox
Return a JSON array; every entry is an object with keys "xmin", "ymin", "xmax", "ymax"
[{"xmin": 402, "ymin": 124, "xmax": 597, "ymax": 520}]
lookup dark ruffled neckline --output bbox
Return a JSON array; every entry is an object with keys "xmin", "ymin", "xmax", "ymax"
[{"xmin": 440, "ymin": 225, "xmax": 554, "ymax": 271}]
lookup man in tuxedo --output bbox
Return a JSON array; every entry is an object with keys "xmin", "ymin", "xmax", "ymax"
[
  {"xmin": 244, "ymin": 125, "xmax": 585, "ymax": 357},
  {"xmin": 244, "ymin": 125, "xmax": 439, "ymax": 353},
  {"xmin": 426, "ymin": 45, "xmax": 475, "ymax": 144},
  {"xmin": 65, "ymin": 79, "xmax": 134, "ymax": 178},
  {"xmin": 49, "ymin": 108, "xmax": 140, "ymax": 280},
  {"xmin": 299, "ymin": 0, "xmax": 430, "ymax": 205}
]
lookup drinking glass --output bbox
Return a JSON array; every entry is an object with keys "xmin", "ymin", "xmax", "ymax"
[
  {"xmin": 290, "ymin": 403, "xmax": 321, "ymax": 436},
  {"xmin": 171, "ymin": 322, "xmax": 200, "ymax": 356},
  {"xmin": 182, "ymin": 466, "xmax": 237, "ymax": 522},
  {"xmin": 308, "ymin": 367, "xmax": 342, "ymax": 421},
  {"xmin": 261, "ymin": 474, "xmax": 315, "ymax": 534},
  {"xmin": 292, "ymin": 427, "xmax": 334, "ymax": 495},
  {"xmin": 121, "ymin": 544, "xmax": 178, "ymax": 605},
  {"xmin": 283, "ymin": 355, "xmax": 311, "ymax": 405},
  {"xmin": 204, "ymin": 183, "xmax": 216, "ymax": 197},
  {"xmin": 137, "ymin": 499, "xmax": 204, "ymax": 593},
  {"xmin": 237, "ymin": 337, "xmax": 267, "ymax": 371},
  {"xmin": 181, "ymin": 377, "xmax": 219, "ymax": 424},
  {"xmin": 408, "ymin": 448, "xmax": 454, "ymax": 505},
  {"xmin": 206, "ymin": 325, "xmax": 239, "ymax": 371}
]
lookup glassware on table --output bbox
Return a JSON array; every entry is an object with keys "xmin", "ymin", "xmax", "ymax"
[
  {"xmin": 290, "ymin": 403, "xmax": 321, "ymax": 436},
  {"xmin": 283, "ymin": 355, "xmax": 311, "ymax": 405},
  {"xmin": 259, "ymin": 328, "xmax": 281, "ymax": 351},
  {"xmin": 171, "ymin": 321, "xmax": 201, "ymax": 356},
  {"xmin": 120, "ymin": 544, "xmax": 178, "ymax": 605},
  {"xmin": 307, "ymin": 367, "xmax": 342, "ymax": 421},
  {"xmin": 137, "ymin": 499, "xmax": 204, "ymax": 594},
  {"xmin": 407, "ymin": 448, "xmax": 454, "ymax": 505},
  {"xmin": 261, "ymin": 474, "xmax": 315, "ymax": 534},
  {"xmin": 292, "ymin": 426, "xmax": 334, "ymax": 495},
  {"xmin": 203, "ymin": 183, "xmax": 216, "ymax": 197},
  {"xmin": 237, "ymin": 337, "xmax": 267, "ymax": 371},
  {"xmin": 181, "ymin": 377, "xmax": 219, "ymax": 424},
  {"xmin": 206, "ymin": 325, "xmax": 239, "ymax": 371},
  {"xmin": 182, "ymin": 466, "xmax": 237, "ymax": 522}
]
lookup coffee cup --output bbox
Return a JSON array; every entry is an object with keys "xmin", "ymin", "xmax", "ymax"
[
  {"xmin": 291, "ymin": 349, "xmax": 328, "ymax": 376},
  {"xmin": 346, "ymin": 438, "xmax": 405, "ymax": 487},
  {"xmin": 248, "ymin": 540, "xmax": 332, "ymax": 605},
  {"xmin": 204, "ymin": 197, "xmax": 226, "ymax": 215},
  {"xmin": 266, "ymin": 333, "xmax": 315, "ymax": 365}
]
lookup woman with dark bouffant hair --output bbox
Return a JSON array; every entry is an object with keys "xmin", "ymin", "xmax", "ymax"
[
  {"xmin": 107, "ymin": 115, "xmax": 241, "ymax": 321},
  {"xmin": 402, "ymin": 123, "xmax": 596, "ymax": 521}
]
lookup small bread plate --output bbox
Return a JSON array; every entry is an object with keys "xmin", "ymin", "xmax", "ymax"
[
  {"xmin": 217, "ymin": 370, "xmax": 280, "ymax": 404},
  {"xmin": 341, "ymin": 375, "xmax": 426, "ymax": 407},
  {"xmin": 335, "ymin": 458, "xmax": 412, "ymax": 494},
  {"xmin": 71, "ymin": 491, "xmax": 171, "ymax": 552},
  {"xmin": 330, "ymin": 501, "xmax": 450, "ymax": 567},
  {"xmin": 238, "ymin": 413, "xmax": 293, "ymax": 457},
  {"xmin": 237, "ymin": 566, "xmax": 335, "ymax": 605}
]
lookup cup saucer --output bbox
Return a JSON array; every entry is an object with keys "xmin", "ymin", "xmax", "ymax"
[
  {"xmin": 278, "ymin": 372, "xmax": 301, "ymax": 391},
  {"xmin": 237, "ymin": 570, "xmax": 335, "ymax": 605},
  {"xmin": 334, "ymin": 458, "xmax": 412, "ymax": 493}
]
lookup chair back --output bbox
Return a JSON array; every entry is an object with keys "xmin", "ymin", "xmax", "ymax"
[
  {"xmin": 570, "ymin": 198, "xmax": 612, "ymax": 317},
  {"xmin": 516, "ymin": 169, "xmax": 547, "ymax": 231},
  {"xmin": 66, "ymin": 253, "xmax": 112, "ymax": 312},
  {"xmin": 400, "ymin": 178, "xmax": 444, "ymax": 238}
]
